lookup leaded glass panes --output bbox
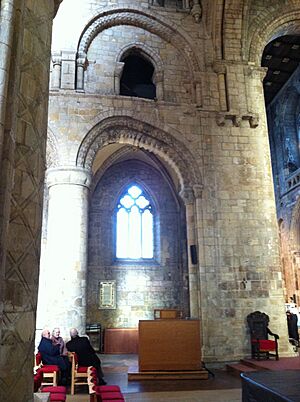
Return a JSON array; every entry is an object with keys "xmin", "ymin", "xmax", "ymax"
[{"xmin": 116, "ymin": 185, "xmax": 153, "ymax": 259}]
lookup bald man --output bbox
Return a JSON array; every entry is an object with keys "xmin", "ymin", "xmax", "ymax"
[
  {"xmin": 38, "ymin": 328, "xmax": 69, "ymax": 385},
  {"xmin": 66, "ymin": 328, "xmax": 106, "ymax": 385}
]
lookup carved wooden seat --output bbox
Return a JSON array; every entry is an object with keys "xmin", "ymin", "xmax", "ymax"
[{"xmin": 247, "ymin": 311, "xmax": 279, "ymax": 360}]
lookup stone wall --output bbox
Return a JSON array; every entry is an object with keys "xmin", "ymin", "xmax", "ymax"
[
  {"xmin": 38, "ymin": 0, "xmax": 300, "ymax": 363},
  {"xmin": 87, "ymin": 159, "xmax": 189, "ymax": 328}
]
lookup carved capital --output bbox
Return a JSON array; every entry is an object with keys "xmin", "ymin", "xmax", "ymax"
[
  {"xmin": 179, "ymin": 187, "xmax": 195, "ymax": 205},
  {"xmin": 193, "ymin": 184, "xmax": 203, "ymax": 199},
  {"xmin": 213, "ymin": 61, "xmax": 226, "ymax": 75},
  {"xmin": 245, "ymin": 64, "xmax": 268, "ymax": 82},
  {"xmin": 46, "ymin": 166, "xmax": 92, "ymax": 189},
  {"xmin": 191, "ymin": 0, "xmax": 202, "ymax": 23},
  {"xmin": 114, "ymin": 62, "xmax": 125, "ymax": 77},
  {"xmin": 77, "ymin": 52, "xmax": 87, "ymax": 68},
  {"xmin": 52, "ymin": 52, "xmax": 62, "ymax": 66},
  {"xmin": 153, "ymin": 70, "xmax": 164, "ymax": 83}
]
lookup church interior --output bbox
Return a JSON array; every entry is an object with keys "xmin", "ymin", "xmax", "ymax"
[{"xmin": 1, "ymin": 0, "xmax": 300, "ymax": 400}]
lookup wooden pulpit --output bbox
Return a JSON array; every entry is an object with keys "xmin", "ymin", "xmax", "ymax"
[{"xmin": 138, "ymin": 319, "xmax": 202, "ymax": 371}]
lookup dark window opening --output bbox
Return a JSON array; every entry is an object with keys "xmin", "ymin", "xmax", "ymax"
[{"xmin": 120, "ymin": 54, "xmax": 156, "ymax": 100}]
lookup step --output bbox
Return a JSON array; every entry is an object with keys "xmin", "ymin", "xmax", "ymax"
[
  {"xmin": 240, "ymin": 358, "xmax": 271, "ymax": 370},
  {"xmin": 128, "ymin": 369, "xmax": 209, "ymax": 381},
  {"xmin": 226, "ymin": 363, "xmax": 258, "ymax": 378}
]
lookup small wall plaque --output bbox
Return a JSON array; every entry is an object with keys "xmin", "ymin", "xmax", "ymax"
[{"xmin": 99, "ymin": 280, "xmax": 116, "ymax": 309}]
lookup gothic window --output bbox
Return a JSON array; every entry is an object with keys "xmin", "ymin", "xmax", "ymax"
[
  {"xmin": 116, "ymin": 184, "xmax": 154, "ymax": 259},
  {"xmin": 120, "ymin": 53, "xmax": 156, "ymax": 100}
]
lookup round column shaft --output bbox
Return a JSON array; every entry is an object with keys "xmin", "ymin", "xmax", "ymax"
[{"xmin": 37, "ymin": 167, "xmax": 91, "ymax": 338}]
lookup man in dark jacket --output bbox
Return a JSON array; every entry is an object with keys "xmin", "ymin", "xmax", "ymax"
[
  {"xmin": 66, "ymin": 328, "xmax": 106, "ymax": 384},
  {"xmin": 38, "ymin": 329, "xmax": 69, "ymax": 385}
]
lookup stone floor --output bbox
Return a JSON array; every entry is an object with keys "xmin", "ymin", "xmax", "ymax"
[{"xmin": 66, "ymin": 354, "xmax": 242, "ymax": 401}]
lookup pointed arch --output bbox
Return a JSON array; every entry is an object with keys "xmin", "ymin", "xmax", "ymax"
[{"xmin": 116, "ymin": 42, "xmax": 164, "ymax": 71}]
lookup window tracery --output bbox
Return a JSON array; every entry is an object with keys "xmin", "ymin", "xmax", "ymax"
[{"xmin": 116, "ymin": 184, "xmax": 154, "ymax": 259}]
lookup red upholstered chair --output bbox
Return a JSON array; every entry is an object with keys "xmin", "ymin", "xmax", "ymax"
[
  {"xmin": 41, "ymin": 385, "xmax": 67, "ymax": 402},
  {"xmin": 35, "ymin": 352, "xmax": 60, "ymax": 386},
  {"xmin": 49, "ymin": 394, "xmax": 66, "ymax": 402},
  {"xmin": 100, "ymin": 393, "xmax": 124, "ymax": 401},
  {"xmin": 33, "ymin": 370, "xmax": 44, "ymax": 392},
  {"xmin": 96, "ymin": 385, "xmax": 121, "ymax": 393},
  {"xmin": 69, "ymin": 351, "xmax": 98, "ymax": 395},
  {"xmin": 90, "ymin": 385, "xmax": 124, "ymax": 402},
  {"xmin": 247, "ymin": 311, "xmax": 279, "ymax": 360},
  {"xmin": 41, "ymin": 386, "xmax": 67, "ymax": 394}
]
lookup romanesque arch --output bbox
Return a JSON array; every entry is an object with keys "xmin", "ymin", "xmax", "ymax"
[
  {"xmin": 76, "ymin": 115, "xmax": 202, "ymax": 195},
  {"xmin": 46, "ymin": 127, "xmax": 60, "ymax": 168},
  {"xmin": 247, "ymin": 8, "xmax": 300, "ymax": 64},
  {"xmin": 77, "ymin": 8, "xmax": 202, "ymax": 78}
]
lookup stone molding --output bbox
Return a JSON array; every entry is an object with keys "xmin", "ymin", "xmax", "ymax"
[
  {"xmin": 179, "ymin": 184, "xmax": 204, "ymax": 204},
  {"xmin": 247, "ymin": 9, "xmax": 300, "ymax": 64},
  {"xmin": 46, "ymin": 166, "xmax": 92, "ymax": 189},
  {"xmin": 179, "ymin": 187, "xmax": 195, "ymax": 205},
  {"xmin": 191, "ymin": 0, "xmax": 202, "ymax": 23},
  {"xmin": 46, "ymin": 128, "xmax": 60, "ymax": 168},
  {"xmin": 216, "ymin": 112, "xmax": 259, "ymax": 128},
  {"xmin": 116, "ymin": 42, "xmax": 164, "ymax": 71},
  {"xmin": 77, "ymin": 8, "xmax": 201, "ymax": 74},
  {"xmin": 76, "ymin": 116, "xmax": 202, "ymax": 190}
]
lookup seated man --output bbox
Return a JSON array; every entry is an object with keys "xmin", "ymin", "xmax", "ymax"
[
  {"xmin": 66, "ymin": 328, "xmax": 106, "ymax": 385},
  {"xmin": 51, "ymin": 327, "xmax": 68, "ymax": 356},
  {"xmin": 38, "ymin": 328, "xmax": 69, "ymax": 385}
]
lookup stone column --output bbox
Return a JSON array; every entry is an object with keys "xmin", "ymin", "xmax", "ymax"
[
  {"xmin": 153, "ymin": 70, "xmax": 164, "ymax": 100},
  {"xmin": 180, "ymin": 186, "xmax": 200, "ymax": 318},
  {"xmin": 76, "ymin": 52, "xmax": 87, "ymax": 92},
  {"xmin": 213, "ymin": 62, "xmax": 228, "ymax": 112},
  {"xmin": 60, "ymin": 50, "xmax": 76, "ymax": 90},
  {"xmin": 114, "ymin": 62, "xmax": 124, "ymax": 95},
  {"xmin": 36, "ymin": 166, "xmax": 92, "ymax": 338},
  {"xmin": 51, "ymin": 52, "xmax": 62, "ymax": 90}
]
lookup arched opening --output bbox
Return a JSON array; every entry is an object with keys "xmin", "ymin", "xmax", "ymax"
[
  {"xmin": 262, "ymin": 34, "xmax": 300, "ymax": 304},
  {"xmin": 120, "ymin": 53, "xmax": 156, "ymax": 99},
  {"xmin": 87, "ymin": 146, "xmax": 190, "ymax": 328}
]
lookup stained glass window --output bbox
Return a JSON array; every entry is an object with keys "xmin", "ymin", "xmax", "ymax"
[{"xmin": 116, "ymin": 185, "xmax": 153, "ymax": 259}]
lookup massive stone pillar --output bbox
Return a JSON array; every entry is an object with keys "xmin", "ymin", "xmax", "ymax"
[
  {"xmin": 0, "ymin": 1, "xmax": 59, "ymax": 401},
  {"xmin": 37, "ymin": 167, "xmax": 92, "ymax": 338}
]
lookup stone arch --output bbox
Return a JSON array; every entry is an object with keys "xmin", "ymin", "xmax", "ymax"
[
  {"xmin": 114, "ymin": 42, "xmax": 164, "ymax": 99},
  {"xmin": 247, "ymin": 9, "xmax": 300, "ymax": 64},
  {"xmin": 116, "ymin": 42, "xmax": 163, "ymax": 71},
  {"xmin": 46, "ymin": 127, "xmax": 60, "ymax": 168},
  {"xmin": 77, "ymin": 8, "xmax": 201, "ymax": 76},
  {"xmin": 76, "ymin": 116, "xmax": 202, "ymax": 194}
]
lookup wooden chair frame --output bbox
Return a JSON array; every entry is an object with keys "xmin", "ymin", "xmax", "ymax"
[
  {"xmin": 69, "ymin": 351, "xmax": 94, "ymax": 395},
  {"xmin": 35, "ymin": 352, "xmax": 59, "ymax": 386},
  {"xmin": 247, "ymin": 311, "xmax": 279, "ymax": 360}
]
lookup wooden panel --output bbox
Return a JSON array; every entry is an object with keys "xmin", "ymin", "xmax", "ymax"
[
  {"xmin": 138, "ymin": 320, "xmax": 201, "ymax": 371},
  {"xmin": 104, "ymin": 328, "xmax": 138, "ymax": 354},
  {"xmin": 154, "ymin": 309, "xmax": 181, "ymax": 319}
]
